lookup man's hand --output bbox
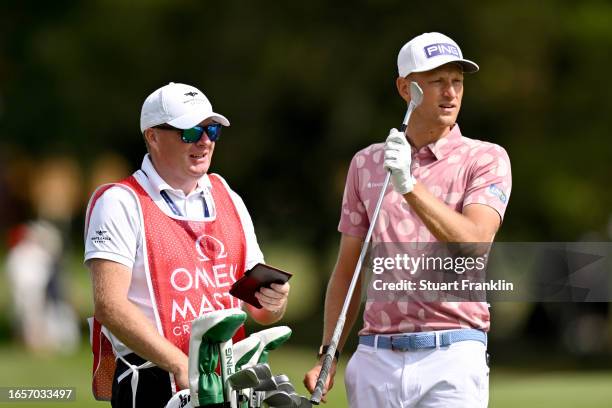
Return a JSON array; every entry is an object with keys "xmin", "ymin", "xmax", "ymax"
[
  {"xmin": 173, "ymin": 357, "xmax": 189, "ymax": 390},
  {"xmin": 303, "ymin": 359, "xmax": 337, "ymax": 403},
  {"xmin": 384, "ymin": 128, "xmax": 415, "ymax": 194},
  {"xmin": 254, "ymin": 282, "xmax": 290, "ymax": 314}
]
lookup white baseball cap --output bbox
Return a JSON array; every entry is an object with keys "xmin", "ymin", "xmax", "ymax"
[
  {"xmin": 140, "ymin": 82, "xmax": 230, "ymax": 133},
  {"xmin": 397, "ymin": 32, "xmax": 479, "ymax": 77}
]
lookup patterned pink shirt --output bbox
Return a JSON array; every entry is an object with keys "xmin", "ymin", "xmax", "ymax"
[{"xmin": 338, "ymin": 124, "xmax": 512, "ymax": 334}]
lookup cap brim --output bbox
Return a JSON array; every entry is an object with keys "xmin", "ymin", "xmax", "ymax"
[
  {"xmin": 455, "ymin": 59, "xmax": 479, "ymax": 73},
  {"xmin": 412, "ymin": 57, "xmax": 479, "ymax": 74},
  {"xmin": 167, "ymin": 108, "xmax": 230, "ymax": 129}
]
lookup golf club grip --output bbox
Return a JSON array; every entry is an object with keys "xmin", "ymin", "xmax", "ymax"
[{"xmin": 310, "ymin": 352, "xmax": 334, "ymax": 404}]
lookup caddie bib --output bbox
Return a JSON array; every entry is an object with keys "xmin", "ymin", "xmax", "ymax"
[{"xmin": 86, "ymin": 173, "xmax": 247, "ymax": 400}]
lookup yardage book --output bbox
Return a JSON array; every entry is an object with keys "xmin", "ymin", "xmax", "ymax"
[{"xmin": 230, "ymin": 263, "xmax": 293, "ymax": 308}]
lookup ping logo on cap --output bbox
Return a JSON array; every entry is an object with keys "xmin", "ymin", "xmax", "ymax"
[{"xmin": 424, "ymin": 43, "xmax": 460, "ymax": 59}]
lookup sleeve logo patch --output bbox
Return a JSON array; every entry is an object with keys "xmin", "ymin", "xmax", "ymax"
[
  {"xmin": 91, "ymin": 229, "xmax": 111, "ymax": 244},
  {"xmin": 488, "ymin": 184, "xmax": 507, "ymax": 204}
]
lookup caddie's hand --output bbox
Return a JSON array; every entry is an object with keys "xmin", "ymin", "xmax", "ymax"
[
  {"xmin": 254, "ymin": 282, "xmax": 290, "ymax": 314},
  {"xmin": 303, "ymin": 360, "xmax": 337, "ymax": 403},
  {"xmin": 384, "ymin": 128, "xmax": 416, "ymax": 194},
  {"xmin": 173, "ymin": 357, "xmax": 189, "ymax": 390}
]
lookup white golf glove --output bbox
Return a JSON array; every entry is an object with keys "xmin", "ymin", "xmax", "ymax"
[{"xmin": 384, "ymin": 128, "xmax": 416, "ymax": 194}]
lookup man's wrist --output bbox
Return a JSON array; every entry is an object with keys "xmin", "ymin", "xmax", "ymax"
[
  {"xmin": 317, "ymin": 345, "xmax": 340, "ymax": 361},
  {"xmin": 397, "ymin": 175, "xmax": 416, "ymax": 195}
]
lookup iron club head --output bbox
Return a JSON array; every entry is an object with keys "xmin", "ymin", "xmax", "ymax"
[
  {"xmin": 227, "ymin": 363, "xmax": 271, "ymax": 390},
  {"xmin": 253, "ymin": 374, "xmax": 291, "ymax": 392},
  {"xmin": 400, "ymin": 81, "xmax": 424, "ymax": 131},
  {"xmin": 410, "ymin": 81, "xmax": 424, "ymax": 107},
  {"xmin": 263, "ymin": 390, "xmax": 295, "ymax": 407}
]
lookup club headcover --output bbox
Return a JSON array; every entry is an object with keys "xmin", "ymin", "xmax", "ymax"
[
  {"xmin": 247, "ymin": 326, "xmax": 292, "ymax": 364},
  {"xmin": 188, "ymin": 309, "xmax": 246, "ymax": 407},
  {"xmin": 232, "ymin": 336, "xmax": 261, "ymax": 371}
]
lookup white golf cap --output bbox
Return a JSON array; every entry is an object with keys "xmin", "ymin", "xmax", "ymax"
[
  {"xmin": 397, "ymin": 32, "xmax": 479, "ymax": 77},
  {"xmin": 139, "ymin": 82, "xmax": 230, "ymax": 133}
]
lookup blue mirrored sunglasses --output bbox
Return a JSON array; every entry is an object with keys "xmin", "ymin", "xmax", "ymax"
[{"xmin": 153, "ymin": 123, "xmax": 222, "ymax": 143}]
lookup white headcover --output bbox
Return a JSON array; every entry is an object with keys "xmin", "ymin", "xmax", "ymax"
[
  {"xmin": 187, "ymin": 309, "xmax": 246, "ymax": 405},
  {"xmin": 246, "ymin": 326, "xmax": 292, "ymax": 366},
  {"xmin": 164, "ymin": 389, "xmax": 193, "ymax": 408},
  {"xmin": 233, "ymin": 336, "xmax": 262, "ymax": 368}
]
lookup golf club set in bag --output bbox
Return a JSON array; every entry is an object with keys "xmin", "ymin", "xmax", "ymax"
[{"xmin": 164, "ymin": 309, "xmax": 312, "ymax": 408}]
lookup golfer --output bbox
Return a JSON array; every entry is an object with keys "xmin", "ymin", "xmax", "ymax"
[
  {"xmin": 304, "ymin": 32, "xmax": 511, "ymax": 407},
  {"xmin": 84, "ymin": 82, "xmax": 290, "ymax": 408}
]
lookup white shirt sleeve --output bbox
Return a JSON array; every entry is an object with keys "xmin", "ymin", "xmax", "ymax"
[{"xmin": 84, "ymin": 186, "xmax": 141, "ymax": 269}]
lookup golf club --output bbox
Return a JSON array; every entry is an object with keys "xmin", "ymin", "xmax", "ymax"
[
  {"xmin": 310, "ymin": 82, "xmax": 424, "ymax": 404},
  {"xmin": 293, "ymin": 396, "xmax": 313, "ymax": 408},
  {"xmin": 228, "ymin": 364, "xmax": 272, "ymax": 390},
  {"xmin": 276, "ymin": 381, "xmax": 295, "ymax": 394},
  {"xmin": 232, "ymin": 337, "xmax": 262, "ymax": 407},
  {"xmin": 263, "ymin": 390, "xmax": 295, "ymax": 407},
  {"xmin": 253, "ymin": 374, "xmax": 290, "ymax": 392},
  {"xmin": 246, "ymin": 326, "xmax": 292, "ymax": 408},
  {"xmin": 266, "ymin": 390, "xmax": 312, "ymax": 408}
]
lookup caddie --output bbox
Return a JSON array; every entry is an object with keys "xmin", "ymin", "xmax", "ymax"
[
  {"xmin": 85, "ymin": 82, "xmax": 290, "ymax": 408},
  {"xmin": 304, "ymin": 32, "xmax": 512, "ymax": 407}
]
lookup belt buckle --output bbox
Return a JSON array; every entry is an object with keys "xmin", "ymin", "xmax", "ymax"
[
  {"xmin": 390, "ymin": 335, "xmax": 410, "ymax": 352},
  {"xmin": 389, "ymin": 335, "xmax": 399, "ymax": 351}
]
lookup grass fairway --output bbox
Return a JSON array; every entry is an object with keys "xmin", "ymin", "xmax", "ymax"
[{"xmin": 0, "ymin": 343, "xmax": 611, "ymax": 407}]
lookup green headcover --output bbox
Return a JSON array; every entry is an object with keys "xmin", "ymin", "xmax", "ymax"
[
  {"xmin": 233, "ymin": 336, "xmax": 261, "ymax": 371},
  {"xmin": 254, "ymin": 326, "xmax": 292, "ymax": 364},
  {"xmin": 188, "ymin": 309, "xmax": 246, "ymax": 407}
]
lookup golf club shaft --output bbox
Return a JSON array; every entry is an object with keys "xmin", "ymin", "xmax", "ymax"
[
  {"xmin": 310, "ymin": 170, "xmax": 390, "ymax": 404},
  {"xmin": 310, "ymin": 101, "xmax": 417, "ymax": 405}
]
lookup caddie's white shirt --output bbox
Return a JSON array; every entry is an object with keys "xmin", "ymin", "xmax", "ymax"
[{"xmin": 85, "ymin": 154, "xmax": 264, "ymax": 356}]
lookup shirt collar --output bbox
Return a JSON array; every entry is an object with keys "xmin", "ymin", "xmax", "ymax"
[
  {"xmin": 141, "ymin": 154, "xmax": 211, "ymax": 197},
  {"xmin": 424, "ymin": 124, "xmax": 463, "ymax": 160}
]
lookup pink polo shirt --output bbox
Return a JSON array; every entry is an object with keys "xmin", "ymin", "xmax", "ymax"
[{"xmin": 338, "ymin": 124, "xmax": 512, "ymax": 334}]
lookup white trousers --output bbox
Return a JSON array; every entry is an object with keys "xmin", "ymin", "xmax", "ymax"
[{"xmin": 344, "ymin": 337, "xmax": 489, "ymax": 408}]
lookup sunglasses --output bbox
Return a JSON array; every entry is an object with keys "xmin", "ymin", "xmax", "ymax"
[{"xmin": 153, "ymin": 123, "xmax": 222, "ymax": 143}]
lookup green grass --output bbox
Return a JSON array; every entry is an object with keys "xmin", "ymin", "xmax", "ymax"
[
  {"xmin": 0, "ymin": 343, "xmax": 611, "ymax": 407},
  {"xmin": 490, "ymin": 371, "xmax": 612, "ymax": 408}
]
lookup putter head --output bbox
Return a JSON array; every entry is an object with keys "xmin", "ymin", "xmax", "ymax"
[{"xmin": 409, "ymin": 81, "xmax": 424, "ymax": 107}]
